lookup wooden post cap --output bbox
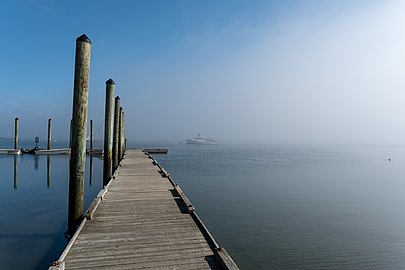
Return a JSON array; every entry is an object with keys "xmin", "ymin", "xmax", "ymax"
[
  {"xmin": 76, "ymin": 34, "xmax": 91, "ymax": 44},
  {"xmin": 106, "ymin": 78, "xmax": 115, "ymax": 85}
]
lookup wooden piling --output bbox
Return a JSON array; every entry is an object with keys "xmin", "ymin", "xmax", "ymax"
[
  {"xmin": 112, "ymin": 96, "xmax": 120, "ymax": 171},
  {"xmin": 90, "ymin": 120, "xmax": 93, "ymax": 151},
  {"xmin": 14, "ymin": 117, "xmax": 19, "ymax": 149},
  {"xmin": 69, "ymin": 119, "xmax": 72, "ymax": 148},
  {"xmin": 119, "ymin": 108, "xmax": 124, "ymax": 160},
  {"xmin": 47, "ymin": 118, "xmax": 52, "ymax": 150},
  {"xmin": 103, "ymin": 79, "xmax": 115, "ymax": 186},
  {"xmin": 68, "ymin": 34, "xmax": 91, "ymax": 233},
  {"xmin": 118, "ymin": 107, "xmax": 122, "ymax": 162},
  {"xmin": 122, "ymin": 111, "xmax": 125, "ymax": 158}
]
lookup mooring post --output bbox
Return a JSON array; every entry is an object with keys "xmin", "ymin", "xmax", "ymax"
[
  {"xmin": 90, "ymin": 119, "xmax": 93, "ymax": 151},
  {"xmin": 69, "ymin": 119, "xmax": 73, "ymax": 148},
  {"xmin": 14, "ymin": 117, "xmax": 19, "ymax": 149},
  {"xmin": 118, "ymin": 107, "xmax": 124, "ymax": 161},
  {"xmin": 118, "ymin": 107, "xmax": 122, "ymax": 161},
  {"xmin": 103, "ymin": 79, "xmax": 115, "ymax": 186},
  {"xmin": 112, "ymin": 96, "xmax": 120, "ymax": 171},
  {"xmin": 122, "ymin": 111, "xmax": 125, "ymax": 158},
  {"xmin": 68, "ymin": 34, "xmax": 91, "ymax": 233},
  {"xmin": 47, "ymin": 118, "xmax": 52, "ymax": 150}
]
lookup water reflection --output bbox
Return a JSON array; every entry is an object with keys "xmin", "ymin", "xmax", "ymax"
[
  {"xmin": 34, "ymin": 154, "xmax": 39, "ymax": 171},
  {"xmin": 13, "ymin": 155, "xmax": 18, "ymax": 190},
  {"xmin": 89, "ymin": 156, "xmax": 93, "ymax": 186},
  {"xmin": 47, "ymin": 155, "xmax": 51, "ymax": 188},
  {"xmin": 1, "ymin": 153, "xmax": 103, "ymax": 269}
]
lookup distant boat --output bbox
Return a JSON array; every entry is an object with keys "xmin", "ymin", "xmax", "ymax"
[
  {"xmin": 186, "ymin": 133, "xmax": 218, "ymax": 145},
  {"xmin": 1, "ymin": 135, "xmax": 14, "ymax": 140},
  {"xmin": 1, "ymin": 130, "xmax": 14, "ymax": 140}
]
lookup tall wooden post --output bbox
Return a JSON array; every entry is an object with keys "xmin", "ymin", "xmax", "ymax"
[
  {"xmin": 69, "ymin": 119, "xmax": 72, "ymax": 148},
  {"xmin": 90, "ymin": 119, "xmax": 93, "ymax": 151},
  {"xmin": 68, "ymin": 34, "xmax": 91, "ymax": 233},
  {"xmin": 103, "ymin": 79, "xmax": 115, "ymax": 186},
  {"xmin": 112, "ymin": 96, "xmax": 120, "ymax": 171},
  {"xmin": 121, "ymin": 110, "xmax": 125, "ymax": 159},
  {"xmin": 118, "ymin": 107, "xmax": 124, "ymax": 161},
  {"xmin": 47, "ymin": 118, "xmax": 52, "ymax": 150},
  {"xmin": 118, "ymin": 107, "xmax": 122, "ymax": 162},
  {"xmin": 14, "ymin": 117, "xmax": 19, "ymax": 149}
]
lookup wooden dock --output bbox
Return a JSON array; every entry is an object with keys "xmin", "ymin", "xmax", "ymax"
[{"xmin": 51, "ymin": 149, "xmax": 238, "ymax": 270}]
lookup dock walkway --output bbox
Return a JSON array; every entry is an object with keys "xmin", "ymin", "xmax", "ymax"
[{"xmin": 55, "ymin": 149, "xmax": 237, "ymax": 270}]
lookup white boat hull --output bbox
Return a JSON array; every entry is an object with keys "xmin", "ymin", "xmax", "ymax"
[{"xmin": 186, "ymin": 139, "xmax": 218, "ymax": 145}]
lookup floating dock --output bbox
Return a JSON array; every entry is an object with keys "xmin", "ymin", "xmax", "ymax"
[
  {"xmin": 0, "ymin": 149, "xmax": 21, "ymax": 155},
  {"xmin": 50, "ymin": 149, "xmax": 238, "ymax": 270},
  {"xmin": 35, "ymin": 148, "xmax": 71, "ymax": 155},
  {"xmin": 143, "ymin": 148, "xmax": 168, "ymax": 154}
]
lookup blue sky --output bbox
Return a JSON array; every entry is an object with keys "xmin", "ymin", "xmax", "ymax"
[{"xmin": 1, "ymin": 0, "xmax": 404, "ymax": 144}]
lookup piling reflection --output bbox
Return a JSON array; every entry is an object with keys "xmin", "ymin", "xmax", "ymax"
[
  {"xmin": 34, "ymin": 154, "xmax": 39, "ymax": 171},
  {"xmin": 47, "ymin": 155, "xmax": 51, "ymax": 188},
  {"xmin": 13, "ymin": 155, "xmax": 18, "ymax": 190},
  {"xmin": 89, "ymin": 156, "xmax": 93, "ymax": 186}
]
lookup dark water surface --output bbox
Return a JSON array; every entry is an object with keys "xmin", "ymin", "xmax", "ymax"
[
  {"xmin": 0, "ymin": 141, "xmax": 103, "ymax": 270},
  {"xmin": 150, "ymin": 144, "xmax": 405, "ymax": 270}
]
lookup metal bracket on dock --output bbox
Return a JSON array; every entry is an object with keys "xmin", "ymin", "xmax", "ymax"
[
  {"xmin": 159, "ymin": 168, "xmax": 170, "ymax": 178},
  {"xmin": 214, "ymin": 247, "xmax": 240, "ymax": 270},
  {"xmin": 85, "ymin": 197, "xmax": 101, "ymax": 220},
  {"xmin": 49, "ymin": 261, "xmax": 65, "ymax": 270},
  {"xmin": 174, "ymin": 184, "xmax": 195, "ymax": 213}
]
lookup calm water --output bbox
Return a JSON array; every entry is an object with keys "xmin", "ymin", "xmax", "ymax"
[
  {"xmin": 151, "ymin": 144, "xmax": 405, "ymax": 270},
  {"xmin": 2, "ymin": 141, "xmax": 405, "ymax": 269},
  {"xmin": 0, "ymin": 140, "xmax": 103, "ymax": 270}
]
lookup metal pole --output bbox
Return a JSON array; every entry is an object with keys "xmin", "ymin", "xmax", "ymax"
[
  {"xmin": 112, "ymin": 97, "xmax": 120, "ymax": 171},
  {"xmin": 68, "ymin": 34, "xmax": 91, "ymax": 233},
  {"xmin": 103, "ymin": 79, "xmax": 115, "ymax": 186},
  {"xmin": 14, "ymin": 117, "xmax": 19, "ymax": 149},
  {"xmin": 47, "ymin": 118, "xmax": 52, "ymax": 150}
]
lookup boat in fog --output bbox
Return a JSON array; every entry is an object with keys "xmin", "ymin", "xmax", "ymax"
[{"xmin": 186, "ymin": 133, "xmax": 218, "ymax": 145}]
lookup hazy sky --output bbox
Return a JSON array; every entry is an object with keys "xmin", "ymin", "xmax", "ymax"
[{"xmin": 1, "ymin": 0, "xmax": 404, "ymax": 144}]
